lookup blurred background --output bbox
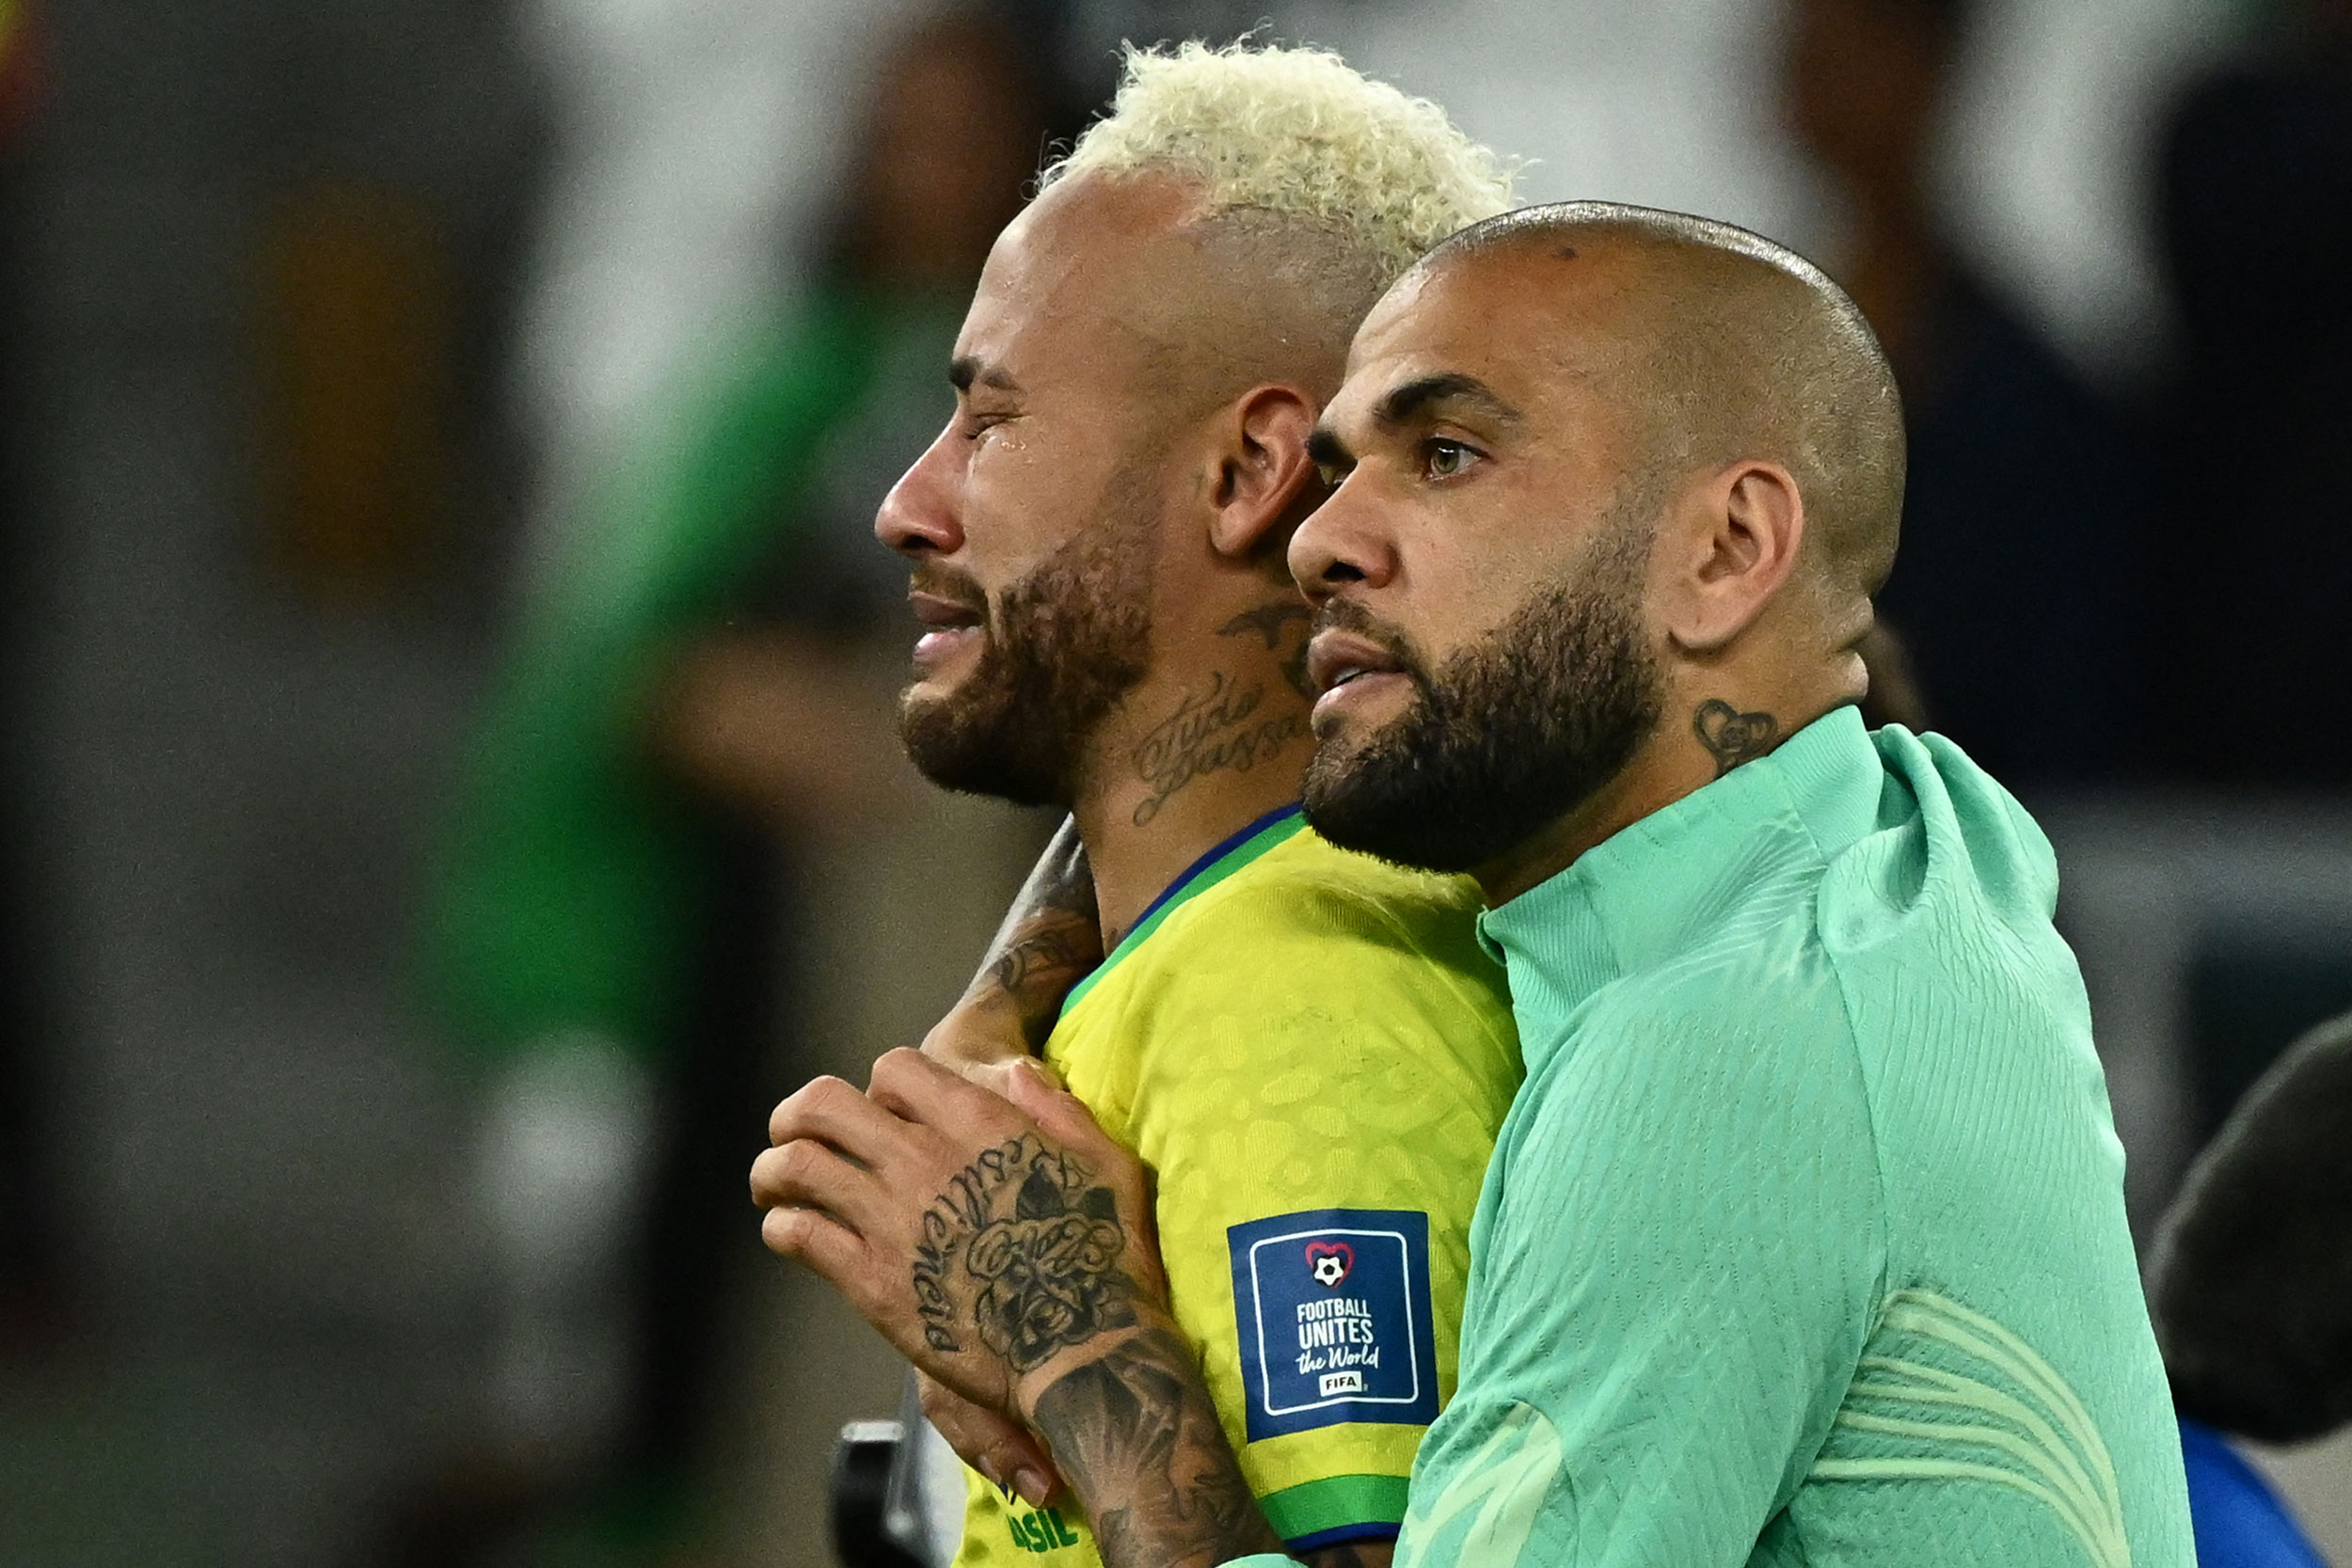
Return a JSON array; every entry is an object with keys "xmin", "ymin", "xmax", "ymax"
[{"xmin": 0, "ymin": 0, "xmax": 2346, "ymax": 1562}]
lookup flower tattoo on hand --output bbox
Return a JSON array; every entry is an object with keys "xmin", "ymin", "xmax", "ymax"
[{"xmin": 914, "ymin": 1136, "xmax": 1139, "ymax": 1374}]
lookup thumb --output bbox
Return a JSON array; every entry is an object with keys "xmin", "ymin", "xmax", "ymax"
[
  {"xmin": 1001, "ymin": 1057, "xmax": 1109, "ymax": 1155},
  {"xmin": 1003, "ymin": 1059, "xmax": 1168, "ymax": 1305},
  {"xmin": 919, "ymin": 1373, "xmax": 1062, "ymax": 1509}
]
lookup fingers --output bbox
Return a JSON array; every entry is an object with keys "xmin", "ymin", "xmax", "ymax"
[
  {"xmin": 1000, "ymin": 1057, "xmax": 1109, "ymax": 1153},
  {"xmin": 759, "ymin": 1198, "xmax": 867, "ymax": 1282},
  {"xmin": 920, "ymin": 989, "xmax": 1036, "ymax": 1076},
  {"xmin": 760, "ymin": 1203, "xmax": 934, "ymax": 1372},
  {"xmin": 866, "ymin": 1045, "xmax": 1016, "ymax": 1132},
  {"xmin": 961, "ymin": 1054, "xmax": 1066, "ymax": 1101},
  {"xmin": 917, "ymin": 1372, "xmax": 1061, "ymax": 1508},
  {"xmin": 749, "ymin": 1136, "xmax": 876, "ymax": 1231},
  {"xmin": 767, "ymin": 1072, "xmax": 908, "ymax": 1165}
]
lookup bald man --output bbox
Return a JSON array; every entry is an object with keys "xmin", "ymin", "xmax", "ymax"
[{"xmin": 764, "ymin": 202, "xmax": 2195, "ymax": 1568}]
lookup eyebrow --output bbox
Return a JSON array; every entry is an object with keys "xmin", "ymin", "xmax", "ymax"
[
  {"xmin": 948, "ymin": 356, "xmax": 1021, "ymax": 393},
  {"xmin": 1307, "ymin": 425, "xmax": 1354, "ymax": 470},
  {"xmin": 1374, "ymin": 372, "xmax": 1522, "ymax": 429}
]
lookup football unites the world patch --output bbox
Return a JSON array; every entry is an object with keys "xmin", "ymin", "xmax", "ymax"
[{"xmin": 1227, "ymin": 1208, "xmax": 1439, "ymax": 1441}]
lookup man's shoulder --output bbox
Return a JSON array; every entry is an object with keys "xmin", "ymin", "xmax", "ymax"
[
  {"xmin": 1196, "ymin": 823, "xmax": 1486, "ymax": 918},
  {"xmin": 1513, "ymin": 926, "xmax": 1872, "ymax": 1168},
  {"xmin": 1058, "ymin": 824, "xmax": 1516, "ymax": 1098},
  {"xmin": 1585, "ymin": 904, "xmax": 1854, "ymax": 1059},
  {"xmin": 1141, "ymin": 827, "xmax": 1502, "ymax": 997}
]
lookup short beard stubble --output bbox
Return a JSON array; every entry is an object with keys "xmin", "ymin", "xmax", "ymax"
[
  {"xmin": 1302, "ymin": 515, "xmax": 1664, "ymax": 875},
  {"xmin": 898, "ymin": 466, "xmax": 1158, "ymax": 806}
]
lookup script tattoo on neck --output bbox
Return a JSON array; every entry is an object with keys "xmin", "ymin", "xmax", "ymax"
[
  {"xmin": 911, "ymin": 1134, "xmax": 1137, "ymax": 1372},
  {"xmin": 1217, "ymin": 601, "xmax": 1316, "ymax": 701},
  {"xmin": 1030, "ymin": 1325, "xmax": 1285, "ymax": 1568},
  {"xmin": 1129, "ymin": 671, "xmax": 1307, "ymax": 827},
  {"xmin": 1692, "ymin": 698, "xmax": 1779, "ymax": 778}
]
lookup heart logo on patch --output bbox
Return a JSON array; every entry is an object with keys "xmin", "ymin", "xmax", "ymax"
[{"xmin": 1305, "ymin": 1241, "xmax": 1354, "ymax": 1288}]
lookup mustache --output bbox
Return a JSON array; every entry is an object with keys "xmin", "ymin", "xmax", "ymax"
[
  {"xmin": 908, "ymin": 563, "xmax": 990, "ymax": 620},
  {"xmin": 1311, "ymin": 597, "xmax": 1430, "ymax": 684}
]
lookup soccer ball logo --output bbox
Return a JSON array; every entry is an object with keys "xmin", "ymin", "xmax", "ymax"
[{"xmin": 1305, "ymin": 1240, "xmax": 1354, "ymax": 1288}]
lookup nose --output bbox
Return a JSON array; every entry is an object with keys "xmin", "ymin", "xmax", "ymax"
[
  {"xmin": 1288, "ymin": 471, "xmax": 1397, "ymax": 602},
  {"xmin": 876, "ymin": 420, "xmax": 966, "ymax": 559}
]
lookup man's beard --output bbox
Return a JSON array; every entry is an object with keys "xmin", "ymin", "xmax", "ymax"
[
  {"xmin": 1302, "ymin": 522, "xmax": 1664, "ymax": 875},
  {"xmin": 898, "ymin": 472, "xmax": 1157, "ymax": 806}
]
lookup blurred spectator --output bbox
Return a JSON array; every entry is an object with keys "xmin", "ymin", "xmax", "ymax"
[
  {"xmin": 0, "ymin": 0, "xmax": 56, "ymax": 1351},
  {"xmin": 2152, "ymin": 0, "xmax": 2352, "ymax": 788},
  {"xmin": 2148, "ymin": 1007, "xmax": 2352, "ymax": 1566},
  {"xmin": 409, "ymin": 8, "xmax": 1053, "ymax": 1561},
  {"xmin": 1785, "ymin": 0, "xmax": 2153, "ymax": 784}
]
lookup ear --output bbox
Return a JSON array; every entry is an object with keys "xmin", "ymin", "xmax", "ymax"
[
  {"xmin": 1659, "ymin": 460, "xmax": 1807, "ymax": 654},
  {"xmin": 1207, "ymin": 385, "xmax": 1320, "ymax": 561}
]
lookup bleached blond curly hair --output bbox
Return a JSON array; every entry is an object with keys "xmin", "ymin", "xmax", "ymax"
[{"xmin": 1044, "ymin": 40, "xmax": 1516, "ymax": 297}]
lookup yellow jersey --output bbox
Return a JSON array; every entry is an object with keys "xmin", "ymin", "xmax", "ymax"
[{"xmin": 955, "ymin": 805, "xmax": 1521, "ymax": 1562}]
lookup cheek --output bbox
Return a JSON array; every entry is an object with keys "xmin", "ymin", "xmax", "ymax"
[
  {"xmin": 958, "ymin": 436, "xmax": 1054, "ymax": 570},
  {"xmin": 964, "ymin": 421, "xmax": 1105, "ymax": 560},
  {"xmin": 1386, "ymin": 549, "xmax": 1511, "ymax": 674}
]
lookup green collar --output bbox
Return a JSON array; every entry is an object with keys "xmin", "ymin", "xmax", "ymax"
[
  {"xmin": 1059, "ymin": 805, "xmax": 1307, "ymax": 1019},
  {"xmin": 1476, "ymin": 705, "xmax": 1881, "ymax": 1076}
]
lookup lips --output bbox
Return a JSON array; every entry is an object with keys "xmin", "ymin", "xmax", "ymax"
[
  {"xmin": 907, "ymin": 587, "xmax": 986, "ymax": 672},
  {"xmin": 1305, "ymin": 611, "xmax": 1423, "ymax": 731},
  {"xmin": 909, "ymin": 589, "xmax": 984, "ymax": 631},
  {"xmin": 1306, "ymin": 629, "xmax": 1403, "ymax": 696}
]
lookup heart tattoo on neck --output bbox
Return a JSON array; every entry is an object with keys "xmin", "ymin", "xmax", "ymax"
[{"xmin": 1693, "ymin": 699, "xmax": 1779, "ymax": 778}]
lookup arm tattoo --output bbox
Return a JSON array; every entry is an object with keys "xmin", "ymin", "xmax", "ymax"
[
  {"xmin": 983, "ymin": 919, "xmax": 1101, "ymax": 1047},
  {"xmin": 1030, "ymin": 1326, "xmax": 1285, "ymax": 1568},
  {"xmin": 1129, "ymin": 671, "xmax": 1307, "ymax": 828},
  {"xmin": 966, "ymin": 818, "xmax": 1102, "ymax": 1049},
  {"xmin": 1218, "ymin": 601, "xmax": 1316, "ymax": 701},
  {"xmin": 1692, "ymin": 698, "xmax": 1779, "ymax": 777},
  {"xmin": 912, "ymin": 1134, "xmax": 1138, "ymax": 1370}
]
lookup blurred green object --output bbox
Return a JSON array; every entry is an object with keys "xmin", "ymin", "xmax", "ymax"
[{"xmin": 419, "ymin": 288, "xmax": 946, "ymax": 1070}]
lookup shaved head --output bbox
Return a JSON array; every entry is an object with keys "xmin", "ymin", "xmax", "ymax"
[
  {"xmin": 1113, "ymin": 196, "xmax": 1406, "ymax": 422},
  {"xmin": 1294, "ymin": 199, "xmax": 1907, "ymax": 894},
  {"xmin": 1421, "ymin": 202, "xmax": 1905, "ymax": 601}
]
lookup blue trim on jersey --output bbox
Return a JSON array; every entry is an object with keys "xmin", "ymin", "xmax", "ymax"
[
  {"xmin": 1129, "ymin": 801, "xmax": 1303, "ymax": 935},
  {"xmin": 1284, "ymin": 1521, "xmax": 1402, "ymax": 1554}
]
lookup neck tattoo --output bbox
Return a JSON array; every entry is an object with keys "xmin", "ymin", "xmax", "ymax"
[{"xmin": 1692, "ymin": 698, "xmax": 1779, "ymax": 778}]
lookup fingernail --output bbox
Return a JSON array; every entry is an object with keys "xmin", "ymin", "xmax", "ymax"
[
  {"xmin": 1012, "ymin": 1467, "xmax": 1052, "ymax": 1507},
  {"xmin": 974, "ymin": 1455, "xmax": 1002, "ymax": 1487}
]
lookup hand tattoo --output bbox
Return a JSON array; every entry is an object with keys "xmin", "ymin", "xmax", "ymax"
[
  {"xmin": 913, "ymin": 1135, "xmax": 1138, "ymax": 1372},
  {"xmin": 1218, "ymin": 601, "xmax": 1316, "ymax": 701},
  {"xmin": 1692, "ymin": 699, "xmax": 1778, "ymax": 778},
  {"xmin": 1031, "ymin": 1326, "xmax": 1284, "ymax": 1568},
  {"xmin": 1130, "ymin": 672, "xmax": 1307, "ymax": 828}
]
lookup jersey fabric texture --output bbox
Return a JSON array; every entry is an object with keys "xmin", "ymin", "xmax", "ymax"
[
  {"xmin": 1395, "ymin": 706, "xmax": 2195, "ymax": 1568},
  {"xmin": 955, "ymin": 807, "xmax": 1522, "ymax": 1566},
  {"xmin": 2178, "ymin": 1418, "xmax": 2328, "ymax": 1568}
]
